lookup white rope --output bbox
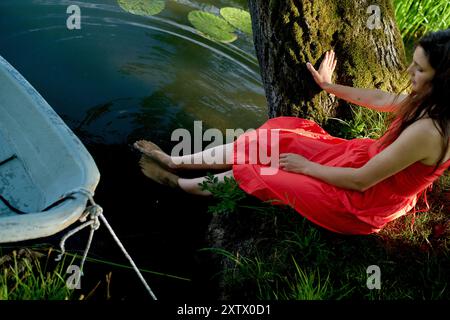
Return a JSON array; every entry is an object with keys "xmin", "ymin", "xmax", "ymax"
[{"xmin": 55, "ymin": 188, "xmax": 157, "ymax": 300}]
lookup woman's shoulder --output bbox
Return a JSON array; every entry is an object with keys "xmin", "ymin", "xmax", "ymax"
[
  {"xmin": 411, "ymin": 118, "xmax": 450, "ymax": 165},
  {"xmin": 415, "ymin": 117, "xmax": 447, "ymax": 139}
]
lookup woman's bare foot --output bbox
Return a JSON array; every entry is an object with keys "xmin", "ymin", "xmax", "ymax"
[
  {"xmin": 134, "ymin": 140, "xmax": 178, "ymax": 170},
  {"xmin": 133, "ymin": 140, "xmax": 162, "ymax": 156},
  {"xmin": 138, "ymin": 155, "xmax": 180, "ymax": 189}
]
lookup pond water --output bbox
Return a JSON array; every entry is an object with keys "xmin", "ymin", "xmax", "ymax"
[{"xmin": 0, "ymin": 0, "xmax": 268, "ymax": 299}]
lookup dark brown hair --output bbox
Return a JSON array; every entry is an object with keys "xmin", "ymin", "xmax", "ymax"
[{"xmin": 382, "ymin": 29, "xmax": 450, "ymax": 173}]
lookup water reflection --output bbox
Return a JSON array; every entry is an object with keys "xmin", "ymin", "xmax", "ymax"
[{"xmin": 0, "ymin": 0, "xmax": 267, "ymax": 146}]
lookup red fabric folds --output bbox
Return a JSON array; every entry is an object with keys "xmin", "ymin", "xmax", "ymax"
[{"xmin": 232, "ymin": 117, "xmax": 450, "ymax": 235}]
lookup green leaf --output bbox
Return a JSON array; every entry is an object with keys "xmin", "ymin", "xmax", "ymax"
[
  {"xmin": 117, "ymin": 0, "xmax": 165, "ymax": 17},
  {"xmin": 188, "ymin": 10, "xmax": 237, "ymax": 43},
  {"xmin": 220, "ymin": 7, "xmax": 253, "ymax": 35},
  {"xmin": 198, "ymin": 172, "xmax": 246, "ymax": 215}
]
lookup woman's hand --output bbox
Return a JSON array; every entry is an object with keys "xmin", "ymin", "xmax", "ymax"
[
  {"xmin": 306, "ymin": 50, "xmax": 337, "ymax": 89},
  {"xmin": 279, "ymin": 153, "xmax": 311, "ymax": 174}
]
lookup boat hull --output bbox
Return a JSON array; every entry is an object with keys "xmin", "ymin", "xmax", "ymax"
[{"xmin": 0, "ymin": 55, "xmax": 100, "ymax": 243}]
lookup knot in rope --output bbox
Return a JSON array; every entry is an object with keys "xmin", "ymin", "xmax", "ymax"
[
  {"xmin": 55, "ymin": 188, "xmax": 99, "ymax": 263},
  {"xmin": 81, "ymin": 203, "xmax": 102, "ymax": 230}
]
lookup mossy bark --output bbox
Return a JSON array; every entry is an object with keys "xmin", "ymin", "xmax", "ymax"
[{"xmin": 249, "ymin": 0, "xmax": 407, "ymax": 123}]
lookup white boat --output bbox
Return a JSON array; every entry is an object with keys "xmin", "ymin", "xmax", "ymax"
[{"xmin": 0, "ymin": 55, "xmax": 100, "ymax": 243}]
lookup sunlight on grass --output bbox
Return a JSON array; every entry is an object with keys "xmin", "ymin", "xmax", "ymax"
[
  {"xmin": 0, "ymin": 249, "xmax": 74, "ymax": 300},
  {"xmin": 394, "ymin": 0, "xmax": 450, "ymax": 44},
  {"xmin": 328, "ymin": 106, "xmax": 389, "ymax": 139}
]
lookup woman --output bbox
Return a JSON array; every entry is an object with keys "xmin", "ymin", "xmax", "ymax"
[{"xmin": 134, "ymin": 29, "xmax": 450, "ymax": 235}]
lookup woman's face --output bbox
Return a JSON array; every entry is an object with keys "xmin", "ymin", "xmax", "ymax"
[{"xmin": 407, "ymin": 45, "xmax": 436, "ymax": 94}]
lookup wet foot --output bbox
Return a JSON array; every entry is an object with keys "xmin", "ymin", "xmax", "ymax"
[
  {"xmin": 134, "ymin": 140, "xmax": 178, "ymax": 170},
  {"xmin": 139, "ymin": 155, "xmax": 180, "ymax": 189}
]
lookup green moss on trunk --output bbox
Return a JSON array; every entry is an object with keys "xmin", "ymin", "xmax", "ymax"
[{"xmin": 258, "ymin": 0, "xmax": 407, "ymax": 123}]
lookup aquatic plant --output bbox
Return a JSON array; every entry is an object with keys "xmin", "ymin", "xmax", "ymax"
[
  {"xmin": 188, "ymin": 10, "xmax": 238, "ymax": 43},
  {"xmin": 116, "ymin": 1, "xmax": 253, "ymax": 44},
  {"xmin": 117, "ymin": 0, "xmax": 165, "ymax": 17},
  {"xmin": 220, "ymin": 7, "xmax": 252, "ymax": 35}
]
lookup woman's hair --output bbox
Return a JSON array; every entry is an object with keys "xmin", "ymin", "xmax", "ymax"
[{"xmin": 383, "ymin": 28, "xmax": 450, "ymax": 173}]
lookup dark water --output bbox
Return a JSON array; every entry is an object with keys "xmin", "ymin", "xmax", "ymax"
[{"xmin": 0, "ymin": 0, "xmax": 268, "ymax": 299}]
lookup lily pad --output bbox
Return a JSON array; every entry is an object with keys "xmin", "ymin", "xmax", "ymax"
[
  {"xmin": 117, "ymin": 0, "xmax": 165, "ymax": 16},
  {"xmin": 188, "ymin": 10, "xmax": 237, "ymax": 43},
  {"xmin": 220, "ymin": 7, "xmax": 252, "ymax": 35}
]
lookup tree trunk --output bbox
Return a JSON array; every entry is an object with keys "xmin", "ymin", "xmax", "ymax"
[{"xmin": 248, "ymin": 0, "xmax": 407, "ymax": 123}]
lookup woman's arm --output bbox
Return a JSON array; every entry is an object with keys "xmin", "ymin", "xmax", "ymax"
[
  {"xmin": 321, "ymin": 83, "xmax": 407, "ymax": 113},
  {"xmin": 307, "ymin": 51, "xmax": 407, "ymax": 113},
  {"xmin": 279, "ymin": 119, "xmax": 437, "ymax": 192}
]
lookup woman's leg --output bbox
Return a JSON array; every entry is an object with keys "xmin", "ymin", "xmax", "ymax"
[
  {"xmin": 135, "ymin": 140, "xmax": 234, "ymax": 170},
  {"xmin": 172, "ymin": 142, "xmax": 234, "ymax": 170},
  {"xmin": 178, "ymin": 170, "xmax": 234, "ymax": 196},
  {"xmin": 139, "ymin": 154, "xmax": 235, "ymax": 196}
]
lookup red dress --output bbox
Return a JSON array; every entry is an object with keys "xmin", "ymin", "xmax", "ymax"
[{"xmin": 232, "ymin": 116, "xmax": 450, "ymax": 235}]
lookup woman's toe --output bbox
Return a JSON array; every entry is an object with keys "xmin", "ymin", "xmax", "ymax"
[{"xmin": 133, "ymin": 140, "xmax": 162, "ymax": 155}]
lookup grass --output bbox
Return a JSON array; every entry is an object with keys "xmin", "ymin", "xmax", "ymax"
[
  {"xmin": 326, "ymin": 106, "xmax": 389, "ymax": 140},
  {"xmin": 200, "ymin": 171, "xmax": 450, "ymax": 300},
  {"xmin": 0, "ymin": 248, "xmax": 75, "ymax": 300},
  {"xmin": 278, "ymin": 257, "xmax": 334, "ymax": 300},
  {"xmin": 0, "ymin": 244, "xmax": 192, "ymax": 300},
  {"xmin": 393, "ymin": 0, "xmax": 450, "ymax": 45}
]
